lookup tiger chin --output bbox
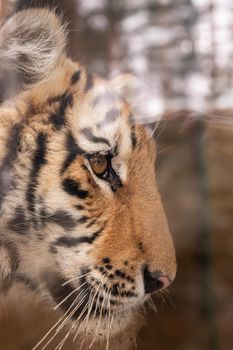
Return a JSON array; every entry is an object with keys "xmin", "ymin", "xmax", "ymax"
[{"xmin": 0, "ymin": 8, "xmax": 177, "ymax": 350}]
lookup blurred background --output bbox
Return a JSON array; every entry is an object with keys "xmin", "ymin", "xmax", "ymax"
[{"xmin": 1, "ymin": 0, "xmax": 233, "ymax": 349}]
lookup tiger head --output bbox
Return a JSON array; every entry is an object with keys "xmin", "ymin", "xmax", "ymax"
[{"xmin": 0, "ymin": 8, "xmax": 176, "ymax": 345}]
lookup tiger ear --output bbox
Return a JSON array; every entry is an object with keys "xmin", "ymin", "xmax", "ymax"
[{"xmin": 0, "ymin": 8, "xmax": 67, "ymax": 100}]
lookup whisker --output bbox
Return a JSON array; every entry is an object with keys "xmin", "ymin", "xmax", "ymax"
[
  {"xmin": 54, "ymin": 280, "xmax": 88, "ymax": 311},
  {"xmin": 56, "ymin": 289, "xmax": 87, "ymax": 333},
  {"xmin": 54, "ymin": 332, "xmax": 69, "ymax": 350},
  {"xmin": 161, "ymin": 289, "xmax": 176, "ymax": 309},
  {"xmin": 88, "ymin": 281, "xmax": 104, "ymax": 349},
  {"xmin": 36, "ymin": 289, "xmax": 87, "ymax": 350},
  {"xmin": 54, "ymin": 324, "xmax": 75, "ymax": 350},
  {"xmin": 32, "ymin": 314, "xmax": 66, "ymax": 350},
  {"xmin": 61, "ymin": 271, "xmax": 91, "ymax": 287},
  {"xmin": 91, "ymin": 278, "xmax": 106, "ymax": 345},
  {"xmin": 147, "ymin": 295, "xmax": 158, "ymax": 313},
  {"xmin": 90, "ymin": 282, "xmax": 102, "ymax": 321},
  {"xmin": 72, "ymin": 294, "xmax": 93, "ymax": 342},
  {"xmin": 79, "ymin": 336, "xmax": 86, "ymax": 350},
  {"xmin": 41, "ymin": 291, "xmax": 88, "ymax": 350},
  {"xmin": 107, "ymin": 310, "xmax": 115, "ymax": 350},
  {"xmin": 84, "ymin": 285, "xmax": 100, "ymax": 336},
  {"xmin": 105, "ymin": 288, "xmax": 112, "ymax": 350}
]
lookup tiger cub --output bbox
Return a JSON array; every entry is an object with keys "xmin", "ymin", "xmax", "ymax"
[{"xmin": 0, "ymin": 8, "xmax": 176, "ymax": 349}]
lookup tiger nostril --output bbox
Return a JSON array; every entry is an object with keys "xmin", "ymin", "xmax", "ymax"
[{"xmin": 143, "ymin": 265, "xmax": 172, "ymax": 294}]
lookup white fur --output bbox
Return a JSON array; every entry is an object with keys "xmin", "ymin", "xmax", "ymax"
[{"xmin": 0, "ymin": 8, "xmax": 67, "ymax": 85}]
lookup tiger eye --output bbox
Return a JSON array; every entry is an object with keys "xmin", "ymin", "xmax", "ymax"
[{"xmin": 89, "ymin": 155, "xmax": 108, "ymax": 175}]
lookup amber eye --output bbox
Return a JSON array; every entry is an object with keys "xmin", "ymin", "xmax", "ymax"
[{"xmin": 89, "ymin": 155, "xmax": 108, "ymax": 176}]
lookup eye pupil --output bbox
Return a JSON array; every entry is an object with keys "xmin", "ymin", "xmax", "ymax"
[{"xmin": 89, "ymin": 155, "xmax": 108, "ymax": 175}]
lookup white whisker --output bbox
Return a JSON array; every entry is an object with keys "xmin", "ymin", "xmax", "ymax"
[
  {"xmin": 55, "ymin": 289, "xmax": 88, "ymax": 334},
  {"xmin": 88, "ymin": 281, "xmax": 104, "ymax": 349},
  {"xmin": 72, "ymin": 285, "xmax": 96, "ymax": 341},
  {"xmin": 37, "ymin": 289, "xmax": 87, "ymax": 350},
  {"xmin": 54, "ymin": 325, "xmax": 75, "ymax": 350},
  {"xmin": 92, "ymin": 281, "xmax": 106, "ymax": 344},
  {"xmin": 54, "ymin": 280, "xmax": 88, "ymax": 311},
  {"xmin": 61, "ymin": 272, "xmax": 91, "ymax": 287},
  {"xmin": 40, "ymin": 290, "xmax": 87, "ymax": 350},
  {"xmin": 32, "ymin": 314, "xmax": 66, "ymax": 350},
  {"xmin": 105, "ymin": 287, "xmax": 112, "ymax": 350},
  {"xmin": 84, "ymin": 285, "xmax": 100, "ymax": 336}
]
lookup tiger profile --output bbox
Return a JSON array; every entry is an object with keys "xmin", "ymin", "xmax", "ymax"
[{"xmin": 0, "ymin": 8, "xmax": 176, "ymax": 350}]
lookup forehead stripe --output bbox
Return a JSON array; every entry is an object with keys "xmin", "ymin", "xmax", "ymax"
[
  {"xmin": 71, "ymin": 70, "xmax": 81, "ymax": 84},
  {"xmin": 61, "ymin": 132, "xmax": 84, "ymax": 174},
  {"xmin": 97, "ymin": 108, "xmax": 119, "ymax": 128},
  {"xmin": 130, "ymin": 125, "xmax": 137, "ymax": 149},
  {"xmin": 49, "ymin": 93, "xmax": 73, "ymax": 131},
  {"xmin": 81, "ymin": 128, "xmax": 110, "ymax": 146},
  {"xmin": 85, "ymin": 72, "xmax": 94, "ymax": 92}
]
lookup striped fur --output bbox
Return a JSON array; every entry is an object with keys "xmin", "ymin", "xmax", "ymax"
[{"xmin": 0, "ymin": 9, "xmax": 176, "ymax": 349}]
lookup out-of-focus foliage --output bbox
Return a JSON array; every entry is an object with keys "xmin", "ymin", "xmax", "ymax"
[{"xmin": 12, "ymin": 0, "xmax": 233, "ymax": 120}]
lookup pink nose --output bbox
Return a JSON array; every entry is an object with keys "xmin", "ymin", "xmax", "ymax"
[
  {"xmin": 143, "ymin": 266, "xmax": 173, "ymax": 294},
  {"xmin": 157, "ymin": 275, "xmax": 172, "ymax": 289}
]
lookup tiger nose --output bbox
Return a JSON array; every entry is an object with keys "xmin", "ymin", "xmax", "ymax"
[{"xmin": 143, "ymin": 265, "xmax": 172, "ymax": 294}]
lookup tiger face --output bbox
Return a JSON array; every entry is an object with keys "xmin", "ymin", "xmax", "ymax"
[{"xmin": 0, "ymin": 8, "xmax": 176, "ymax": 346}]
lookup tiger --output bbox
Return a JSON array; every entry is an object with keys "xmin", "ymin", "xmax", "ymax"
[{"xmin": 0, "ymin": 8, "xmax": 177, "ymax": 350}]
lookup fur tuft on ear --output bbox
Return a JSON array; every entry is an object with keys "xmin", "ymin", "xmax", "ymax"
[{"xmin": 0, "ymin": 8, "xmax": 67, "ymax": 100}]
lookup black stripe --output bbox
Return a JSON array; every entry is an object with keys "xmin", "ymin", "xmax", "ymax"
[
  {"xmin": 48, "ymin": 94, "xmax": 63, "ymax": 105},
  {"xmin": 45, "ymin": 210, "xmax": 77, "ymax": 230},
  {"xmin": 130, "ymin": 125, "xmax": 137, "ymax": 149},
  {"xmin": 105, "ymin": 108, "xmax": 119, "ymax": 123},
  {"xmin": 75, "ymin": 204, "xmax": 85, "ymax": 211},
  {"xmin": 61, "ymin": 132, "xmax": 84, "ymax": 174},
  {"xmin": 85, "ymin": 73, "xmax": 94, "ymax": 91},
  {"xmin": 54, "ymin": 228, "xmax": 103, "ymax": 248},
  {"xmin": 62, "ymin": 178, "xmax": 89, "ymax": 199},
  {"xmin": 86, "ymin": 219, "xmax": 96, "ymax": 228},
  {"xmin": 78, "ymin": 216, "xmax": 89, "ymax": 224},
  {"xmin": 0, "ymin": 239, "xmax": 19, "ymax": 275},
  {"xmin": 71, "ymin": 70, "xmax": 81, "ymax": 84},
  {"xmin": 8, "ymin": 207, "xmax": 30, "ymax": 234},
  {"xmin": 97, "ymin": 108, "xmax": 119, "ymax": 128},
  {"xmin": 14, "ymin": 273, "xmax": 37, "ymax": 291},
  {"xmin": 26, "ymin": 133, "xmax": 47, "ymax": 213},
  {"xmin": 49, "ymin": 94, "xmax": 73, "ymax": 130},
  {"xmin": 81, "ymin": 128, "xmax": 110, "ymax": 146},
  {"xmin": 0, "ymin": 124, "xmax": 22, "ymax": 205}
]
